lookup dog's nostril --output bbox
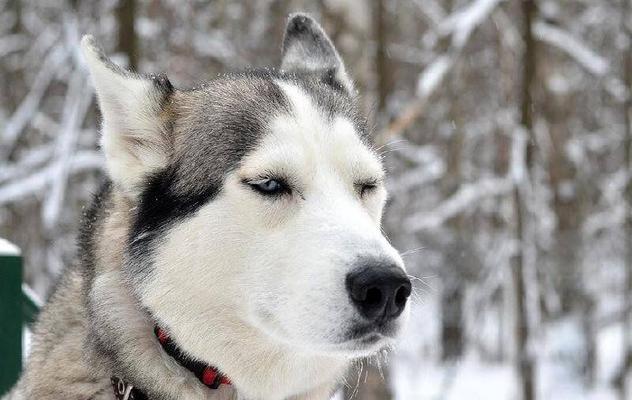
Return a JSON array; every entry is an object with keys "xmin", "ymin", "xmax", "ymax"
[
  {"xmin": 395, "ymin": 286, "xmax": 408, "ymax": 306},
  {"xmin": 365, "ymin": 287, "xmax": 383, "ymax": 306},
  {"xmin": 394, "ymin": 284, "xmax": 410, "ymax": 307}
]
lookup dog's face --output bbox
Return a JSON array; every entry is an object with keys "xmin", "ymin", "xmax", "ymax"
[{"xmin": 83, "ymin": 14, "xmax": 410, "ymax": 361}]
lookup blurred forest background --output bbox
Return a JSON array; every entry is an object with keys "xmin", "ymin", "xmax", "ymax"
[{"xmin": 0, "ymin": 0, "xmax": 631, "ymax": 399}]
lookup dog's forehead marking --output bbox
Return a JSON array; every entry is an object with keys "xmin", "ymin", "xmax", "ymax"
[
  {"xmin": 275, "ymin": 80, "xmax": 328, "ymax": 138},
  {"xmin": 252, "ymin": 80, "xmax": 383, "ymax": 180}
]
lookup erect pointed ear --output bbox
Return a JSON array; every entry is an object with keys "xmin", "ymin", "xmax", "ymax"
[
  {"xmin": 280, "ymin": 13, "xmax": 354, "ymax": 94},
  {"xmin": 81, "ymin": 35, "xmax": 174, "ymax": 196}
]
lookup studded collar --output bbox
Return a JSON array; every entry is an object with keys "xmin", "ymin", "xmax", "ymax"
[{"xmin": 111, "ymin": 326, "xmax": 231, "ymax": 400}]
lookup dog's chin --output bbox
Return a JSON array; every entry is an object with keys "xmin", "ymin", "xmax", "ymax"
[
  {"xmin": 330, "ymin": 332, "xmax": 394, "ymax": 358},
  {"xmin": 299, "ymin": 322, "xmax": 402, "ymax": 358},
  {"xmin": 332, "ymin": 322, "xmax": 401, "ymax": 357},
  {"xmin": 273, "ymin": 331, "xmax": 394, "ymax": 359},
  {"xmin": 250, "ymin": 315, "xmax": 399, "ymax": 358}
]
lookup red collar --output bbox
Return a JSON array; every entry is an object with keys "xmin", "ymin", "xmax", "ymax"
[
  {"xmin": 111, "ymin": 326, "xmax": 230, "ymax": 400},
  {"xmin": 154, "ymin": 326, "xmax": 232, "ymax": 388}
]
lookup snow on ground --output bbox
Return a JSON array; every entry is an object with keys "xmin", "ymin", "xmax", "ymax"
[
  {"xmin": 393, "ymin": 352, "xmax": 516, "ymax": 400},
  {"xmin": 391, "ymin": 295, "xmax": 625, "ymax": 400}
]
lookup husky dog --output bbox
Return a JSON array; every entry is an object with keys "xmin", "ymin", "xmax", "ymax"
[{"xmin": 4, "ymin": 13, "xmax": 411, "ymax": 400}]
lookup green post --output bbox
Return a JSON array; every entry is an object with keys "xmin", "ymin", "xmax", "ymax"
[{"xmin": 0, "ymin": 238, "xmax": 22, "ymax": 395}]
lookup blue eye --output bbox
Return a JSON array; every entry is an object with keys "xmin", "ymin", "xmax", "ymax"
[{"xmin": 248, "ymin": 178, "xmax": 290, "ymax": 196}]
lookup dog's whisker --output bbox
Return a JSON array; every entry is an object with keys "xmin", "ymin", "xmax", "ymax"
[
  {"xmin": 408, "ymin": 274, "xmax": 435, "ymax": 290},
  {"xmin": 400, "ymin": 246, "xmax": 426, "ymax": 257},
  {"xmin": 373, "ymin": 139, "xmax": 407, "ymax": 153},
  {"xmin": 340, "ymin": 375, "xmax": 351, "ymax": 390},
  {"xmin": 410, "ymin": 288, "xmax": 425, "ymax": 302},
  {"xmin": 378, "ymin": 145, "xmax": 407, "ymax": 155},
  {"xmin": 375, "ymin": 355, "xmax": 386, "ymax": 381},
  {"xmin": 349, "ymin": 359, "xmax": 363, "ymax": 400}
]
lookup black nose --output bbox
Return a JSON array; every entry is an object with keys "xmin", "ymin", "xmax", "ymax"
[{"xmin": 346, "ymin": 264, "xmax": 411, "ymax": 323}]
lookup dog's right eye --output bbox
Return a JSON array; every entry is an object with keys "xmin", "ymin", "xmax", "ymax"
[{"xmin": 247, "ymin": 178, "xmax": 291, "ymax": 196}]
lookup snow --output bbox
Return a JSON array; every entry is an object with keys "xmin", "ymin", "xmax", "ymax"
[
  {"xmin": 401, "ymin": 123, "xmax": 530, "ymax": 232},
  {"xmin": 0, "ymin": 238, "xmax": 21, "ymax": 256},
  {"xmin": 414, "ymin": 0, "xmax": 504, "ymax": 99},
  {"xmin": 510, "ymin": 128, "xmax": 527, "ymax": 184},
  {"xmin": 438, "ymin": 0, "xmax": 504, "ymax": 48},
  {"xmin": 416, "ymin": 55, "xmax": 451, "ymax": 98},
  {"xmin": 0, "ymin": 151, "xmax": 103, "ymax": 205},
  {"xmin": 0, "ymin": 34, "xmax": 29, "ymax": 58},
  {"xmin": 404, "ymin": 176, "xmax": 512, "ymax": 231},
  {"xmin": 412, "ymin": 0, "xmax": 446, "ymax": 26},
  {"xmin": 22, "ymin": 326, "xmax": 31, "ymax": 367},
  {"xmin": 533, "ymin": 21, "xmax": 609, "ymax": 77},
  {"xmin": 42, "ymin": 70, "xmax": 93, "ymax": 230},
  {"xmin": 390, "ymin": 312, "xmax": 627, "ymax": 400},
  {"xmin": 21, "ymin": 283, "xmax": 44, "ymax": 308},
  {"xmin": 1, "ymin": 44, "xmax": 69, "ymax": 154},
  {"xmin": 394, "ymin": 355, "xmax": 516, "ymax": 400}
]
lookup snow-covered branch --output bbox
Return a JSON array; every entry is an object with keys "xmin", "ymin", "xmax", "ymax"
[
  {"xmin": 0, "ymin": 143, "xmax": 54, "ymax": 183},
  {"xmin": 1, "ymin": 44, "xmax": 69, "ymax": 155},
  {"xmin": 533, "ymin": 20, "xmax": 609, "ymax": 76},
  {"xmin": 533, "ymin": 19, "xmax": 629, "ymax": 102},
  {"xmin": 403, "ymin": 176, "xmax": 512, "ymax": 232},
  {"xmin": 403, "ymin": 128, "xmax": 526, "ymax": 232},
  {"xmin": 42, "ymin": 72, "xmax": 92, "ymax": 230},
  {"xmin": 0, "ymin": 151, "xmax": 103, "ymax": 206},
  {"xmin": 411, "ymin": 0, "xmax": 446, "ymax": 26},
  {"xmin": 438, "ymin": 0, "xmax": 503, "ymax": 48},
  {"xmin": 378, "ymin": 0, "xmax": 504, "ymax": 144},
  {"xmin": 0, "ymin": 34, "xmax": 29, "ymax": 58}
]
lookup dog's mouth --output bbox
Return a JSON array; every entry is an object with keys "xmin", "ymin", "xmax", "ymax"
[
  {"xmin": 353, "ymin": 332, "xmax": 383, "ymax": 347},
  {"xmin": 330, "ymin": 322, "xmax": 399, "ymax": 355},
  {"xmin": 347, "ymin": 321, "xmax": 398, "ymax": 341}
]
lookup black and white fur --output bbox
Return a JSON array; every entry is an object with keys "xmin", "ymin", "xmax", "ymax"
[{"xmin": 3, "ymin": 13, "xmax": 409, "ymax": 400}]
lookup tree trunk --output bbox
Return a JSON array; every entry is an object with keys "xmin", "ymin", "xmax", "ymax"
[
  {"xmin": 441, "ymin": 102, "xmax": 465, "ymax": 361},
  {"xmin": 511, "ymin": 192, "xmax": 535, "ymax": 400},
  {"xmin": 2, "ymin": 0, "xmax": 22, "ymax": 111},
  {"xmin": 8, "ymin": 0, "xmax": 21, "ymax": 33},
  {"xmin": 115, "ymin": 0, "xmax": 138, "ymax": 70},
  {"xmin": 441, "ymin": 281, "xmax": 464, "ymax": 360},
  {"xmin": 512, "ymin": 1, "xmax": 537, "ymax": 399},
  {"xmin": 374, "ymin": 0, "xmax": 390, "ymax": 113},
  {"xmin": 619, "ymin": 0, "xmax": 632, "ymax": 397}
]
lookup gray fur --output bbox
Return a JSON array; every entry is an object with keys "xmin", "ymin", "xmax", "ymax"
[
  {"xmin": 281, "ymin": 13, "xmax": 342, "ymax": 76},
  {"xmin": 281, "ymin": 13, "xmax": 354, "ymax": 94}
]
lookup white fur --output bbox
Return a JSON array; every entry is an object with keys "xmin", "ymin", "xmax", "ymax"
[
  {"xmin": 81, "ymin": 36, "xmax": 170, "ymax": 196},
  {"xmin": 139, "ymin": 81, "xmax": 408, "ymax": 399}
]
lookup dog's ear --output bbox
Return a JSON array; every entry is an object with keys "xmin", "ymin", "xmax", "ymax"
[
  {"xmin": 280, "ymin": 13, "xmax": 354, "ymax": 94},
  {"xmin": 81, "ymin": 35, "xmax": 174, "ymax": 196}
]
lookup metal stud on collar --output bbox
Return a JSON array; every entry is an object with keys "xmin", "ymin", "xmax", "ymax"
[{"xmin": 111, "ymin": 377, "xmax": 134, "ymax": 400}]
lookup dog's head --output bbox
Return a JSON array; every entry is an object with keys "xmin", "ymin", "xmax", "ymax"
[{"xmin": 83, "ymin": 14, "xmax": 410, "ymax": 360}]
